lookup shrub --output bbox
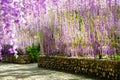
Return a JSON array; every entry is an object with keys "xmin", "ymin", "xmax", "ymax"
[
  {"xmin": 25, "ymin": 43, "xmax": 40, "ymax": 62},
  {"xmin": 1, "ymin": 44, "xmax": 13, "ymax": 55},
  {"xmin": 110, "ymin": 54, "xmax": 120, "ymax": 59}
]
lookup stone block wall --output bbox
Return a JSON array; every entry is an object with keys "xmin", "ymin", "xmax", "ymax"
[
  {"xmin": 38, "ymin": 56, "xmax": 120, "ymax": 80},
  {"xmin": 2, "ymin": 55, "xmax": 30, "ymax": 64}
]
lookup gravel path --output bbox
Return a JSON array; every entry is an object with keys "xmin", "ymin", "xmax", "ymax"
[{"xmin": 0, "ymin": 62, "xmax": 99, "ymax": 80}]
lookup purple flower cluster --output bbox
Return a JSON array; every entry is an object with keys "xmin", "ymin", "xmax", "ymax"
[
  {"xmin": 0, "ymin": 0, "xmax": 120, "ymax": 59},
  {"xmin": 0, "ymin": 0, "xmax": 23, "ymax": 59}
]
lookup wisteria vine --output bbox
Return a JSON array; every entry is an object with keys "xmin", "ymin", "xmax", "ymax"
[{"xmin": 0, "ymin": 0, "xmax": 120, "ymax": 59}]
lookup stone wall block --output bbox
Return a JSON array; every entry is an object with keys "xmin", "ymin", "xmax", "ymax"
[{"xmin": 38, "ymin": 56, "xmax": 120, "ymax": 80}]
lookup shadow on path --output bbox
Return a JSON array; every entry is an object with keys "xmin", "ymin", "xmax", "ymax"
[{"xmin": 0, "ymin": 62, "xmax": 99, "ymax": 80}]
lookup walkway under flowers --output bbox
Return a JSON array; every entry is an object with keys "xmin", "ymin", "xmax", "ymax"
[{"xmin": 0, "ymin": 62, "xmax": 99, "ymax": 80}]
